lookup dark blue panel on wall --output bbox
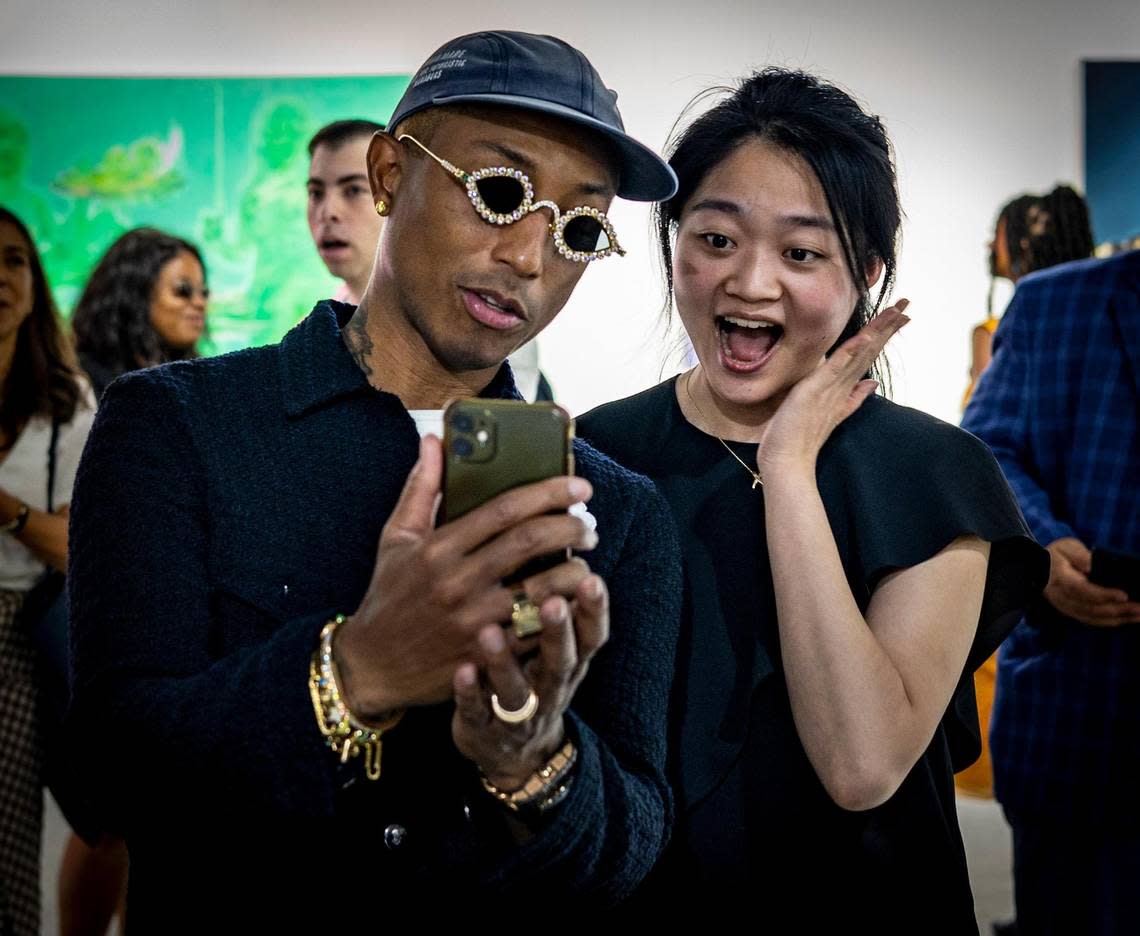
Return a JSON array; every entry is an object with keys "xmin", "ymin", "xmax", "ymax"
[{"xmin": 1084, "ymin": 61, "xmax": 1140, "ymax": 246}]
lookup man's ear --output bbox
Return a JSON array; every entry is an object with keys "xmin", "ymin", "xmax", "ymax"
[
  {"xmin": 367, "ymin": 131, "xmax": 402, "ymax": 208},
  {"xmin": 864, "ymin": 257, "xmax": 884, "ymax": 291}
]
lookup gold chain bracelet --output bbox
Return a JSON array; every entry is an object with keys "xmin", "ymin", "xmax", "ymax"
[
  {"xmin": 307, "ymin": 615, "xmax": 404, "ymax": 781},
  {"xmin": 479, "ymin": 740, "xmax": 578, "ymax": 813}
]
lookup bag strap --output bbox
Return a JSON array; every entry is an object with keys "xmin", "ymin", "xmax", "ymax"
[{"xmin": 47, "ymin": 417, "xmax": 60, "ymax": 513}]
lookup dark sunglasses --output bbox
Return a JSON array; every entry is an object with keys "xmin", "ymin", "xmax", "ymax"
[
  {"xmin": 398, "ymin": 133, "xmax": 625, "ymax": 263},
  {"xmin": 172, "ymin": 281, "xmax": 209, "ymax": 301}
]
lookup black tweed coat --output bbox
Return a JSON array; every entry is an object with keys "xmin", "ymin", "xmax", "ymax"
[{"xmin": 66, "ymin": 302, "xmax": 681, "ymax": 925}]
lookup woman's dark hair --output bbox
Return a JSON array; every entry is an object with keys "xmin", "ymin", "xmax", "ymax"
[
  {"xmin": 0, "ymin": 206, "xmax": 83, "ymax": 440},
  {"xmin": 656, "ymin": 68, "xmax": 901, "ymax": 384},
  {"xmin": 987, "ymin": 186, "xmax": 1094, "ymax": 313},
  {"xmin": 72, "ymin": 227, "xmax": 206, "ymax": 378},
  {"xmin": 992, "ymin": 194, "xmax": 1037, "ymax": 282},
  {"xmin": 986, "ymin": 193, "xmax": 1037, "ymax": 316},
  {"xmin": 1023, "ymin": 185, "xmax": 1094, "ymax": 273}
]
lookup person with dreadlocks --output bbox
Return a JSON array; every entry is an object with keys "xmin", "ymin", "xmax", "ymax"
[
  {"xmin": 963, "ymin": 186, "xmax": 1094, "ymax": 409},
  {"xmin": 963, "ymin": 208, "xmax": 1140, "ymax": 936},
  {"xmin": 956, "ymin": 186, "xmax": 1095, "ymax": 808}
]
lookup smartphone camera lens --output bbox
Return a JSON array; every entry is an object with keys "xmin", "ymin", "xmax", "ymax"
[
  {"xmin": 452, "ymin": 437, "xmax": 474, "ymax": 458},
  {"xmin": 451, "ymin": 413, "xmax": 474, "ymax": 433}
]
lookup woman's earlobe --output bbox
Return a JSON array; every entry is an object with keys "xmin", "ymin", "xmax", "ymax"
[{"xmin": 865, "ymin": 258, "xmax": 885, "ymax": 290}]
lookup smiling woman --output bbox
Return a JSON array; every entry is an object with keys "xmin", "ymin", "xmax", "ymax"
[
  {"xmin": 59, "ymin": 226, "xmax": 210, "ymax": 931},
  {"xmin": 578, "ymin": 69, "xmax": 1049, "ymax": 930},
  {"xmin": 72, "ymin": 227, "xmax": 208, "ymax": 399},
  {"xmin": 673, "ymin": 138, "xmax": 868, "ymax": 420},
  {"xmin": 0, "ymin": 206, "xmax": 94, "ymax": 936}
]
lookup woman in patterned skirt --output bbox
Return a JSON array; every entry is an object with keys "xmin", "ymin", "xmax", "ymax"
[{"xmin": 0, "ymin": 206, "xmax": 94, "ymax": 935}]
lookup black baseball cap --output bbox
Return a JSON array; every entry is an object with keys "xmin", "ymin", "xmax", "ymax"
[{"xmin": 388, "ymin": 31, "xmax": 677, "ymax": 202}]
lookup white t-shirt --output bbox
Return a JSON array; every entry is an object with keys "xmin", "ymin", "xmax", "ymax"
[
  {"xmin": 0, "ymin": 383, "xmax": 96, "ymax": 591},
  {"xmin": 407, "ymin": 409, "xmax": 444, "ymax": 440}
]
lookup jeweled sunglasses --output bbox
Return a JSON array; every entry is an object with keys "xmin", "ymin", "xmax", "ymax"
[{"xmin": 398, "ymin": 133, "xmax": 625, "ymax": 263}]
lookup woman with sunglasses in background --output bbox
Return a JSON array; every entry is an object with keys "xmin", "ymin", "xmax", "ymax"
[
  {"xmin": 73, "ymin": 227, "xmax": 208, "ymax": 400},
  {"xmin": 61, "ymin": 226, "xmax": 207, "ymax": 934},
  {"xmin": 0, "ymin": 206, "xmax": 95, "ymax": 936},
  {"xmin": 579, "ymin": 71, "xmax": 1048, "ymax": 930}
]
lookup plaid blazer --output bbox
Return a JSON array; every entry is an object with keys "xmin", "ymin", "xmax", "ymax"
[{"xmin": 962, "ymin": 250, "xmax": 1140, "ymax": 826}]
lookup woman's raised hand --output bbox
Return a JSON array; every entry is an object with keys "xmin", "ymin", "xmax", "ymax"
[{"xmin": 757, "ymin": 300, "xmax": 910, "ymax": 481}]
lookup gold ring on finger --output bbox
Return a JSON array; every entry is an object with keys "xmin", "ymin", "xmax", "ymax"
[
  {"xmin": 510, "ymin": 592, "xmax": 543, "ymax": 638},
  {"xmin": 491, "ymin": 688, "xmax": 539, "ymax": 725}
]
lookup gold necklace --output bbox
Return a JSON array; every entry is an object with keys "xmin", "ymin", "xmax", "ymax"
[{"xmin": 683, "ymin": 370, "xmax": 763, "ymax": 489}]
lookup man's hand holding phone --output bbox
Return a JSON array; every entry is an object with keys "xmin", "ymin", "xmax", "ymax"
[
  {"xmin": 334, "ymin": 435, "xmax": 606, "ymax": 783},
  {"xmin": 1045, "ymin": 537, "xmax": 1140, "ymax": 626}
]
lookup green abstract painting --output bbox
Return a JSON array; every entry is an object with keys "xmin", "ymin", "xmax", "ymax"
[{"xmin": 0, "ymin": 75, "xmax": 408, "ymax": 352}]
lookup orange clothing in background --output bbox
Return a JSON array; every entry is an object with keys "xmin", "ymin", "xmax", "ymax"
[
  {"xmin": 961, "ymin": 316, "xmax": 1000, "ymax": 411},
  {"xmin": 956, "ymin": 315, "xmax": 1002, "ymax": 799},
  {"xmin": 955, "ymin": 651, "xmax": 998, "ymax": 797}
]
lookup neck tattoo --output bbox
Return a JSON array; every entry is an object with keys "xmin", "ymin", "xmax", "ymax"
[
  {"xmin": 683, "ymin": 370, "xmax": 764, "ymax": 490},
  {"xmin": 342, "ymin": 308, "xmax": 377, "ymax": 385}
]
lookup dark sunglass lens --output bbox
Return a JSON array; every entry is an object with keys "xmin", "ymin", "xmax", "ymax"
[
  {"xmin": 476, "ymin": 176, "xmax": 526, "ymax": 215},
  {"xmin": 563, "ymin": 216, "xmax": 609, "ymax": 253}
]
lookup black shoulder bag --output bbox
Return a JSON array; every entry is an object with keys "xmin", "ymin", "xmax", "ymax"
[{"xmin": 20, "ymin": 419, "xmax": 69, "ymax": 713}]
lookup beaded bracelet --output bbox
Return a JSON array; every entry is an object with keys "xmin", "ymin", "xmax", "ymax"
[
  {"xmin": 307, "ymin": 615, "xmax": 404, "ymax": 781},
  {"xmin": 479, "ymin": 740, "xmax": 578, "ymax": 814}
]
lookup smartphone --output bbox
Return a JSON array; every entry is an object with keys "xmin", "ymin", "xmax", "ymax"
[
  {"xmin": 441, "ymin": 398, "xmax": 576, "ymax": 610},
  {"xmin": 1090, "ymin": 547, "xmax": 1140, "ymax": 602}
]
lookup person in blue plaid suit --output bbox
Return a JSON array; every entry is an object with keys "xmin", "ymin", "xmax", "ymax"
[{"xmin": 963, "ymin": 248, "xmax": 1140, "ymax": 934}]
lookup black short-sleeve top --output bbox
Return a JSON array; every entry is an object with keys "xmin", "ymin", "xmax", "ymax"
[{"xmin": 579, "ymin": 378, "xmax": 1048, "ymax": 931}]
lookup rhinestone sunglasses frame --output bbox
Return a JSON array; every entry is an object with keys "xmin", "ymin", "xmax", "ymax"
[{"xmin": 397, "ymin": 133, "xmax": 625, "ymax": 263}]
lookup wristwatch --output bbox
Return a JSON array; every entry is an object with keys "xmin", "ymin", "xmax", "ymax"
[{"xmin": 0, "ymin": 503, "xmax": 30, "ymax": 534}]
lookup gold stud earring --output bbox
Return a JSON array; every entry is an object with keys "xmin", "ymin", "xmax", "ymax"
[{"xmin": 375, "ymin": 200, "xmax": 389, "ymax": 217}]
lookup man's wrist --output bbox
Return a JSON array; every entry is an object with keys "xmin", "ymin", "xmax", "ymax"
[
  {"xmin": 478, "ymin": 721, "xmax": 566, "ymax": 791},
  {"xmin": 309, "ymin": 616, "xmax": 405, "ymax": 782},
  {"xmin": 479, "ymin": 736, "xmax": 578, "ymax": 815},
  {"xmin": 1033, "ymin": 519, "xmax": 1078, "ymax": 552},
  {"xmin": 331, "ymin": 615, "xmax": 406, "ymax": 719}
]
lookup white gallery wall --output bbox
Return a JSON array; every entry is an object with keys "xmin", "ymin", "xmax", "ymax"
[{"xmin": 4, "ymin": 0, "xmax": 1139, "ymax": 423}]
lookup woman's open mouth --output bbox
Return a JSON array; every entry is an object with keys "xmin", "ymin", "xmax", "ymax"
[{"xmin": 716, "ymin": 315, "xmax": 782, "ymax": 373}]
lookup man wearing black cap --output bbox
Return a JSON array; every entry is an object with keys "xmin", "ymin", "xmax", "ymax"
[{"xmin": 67, "ymin": 31, "xmax": 680, "ymax": 922}]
